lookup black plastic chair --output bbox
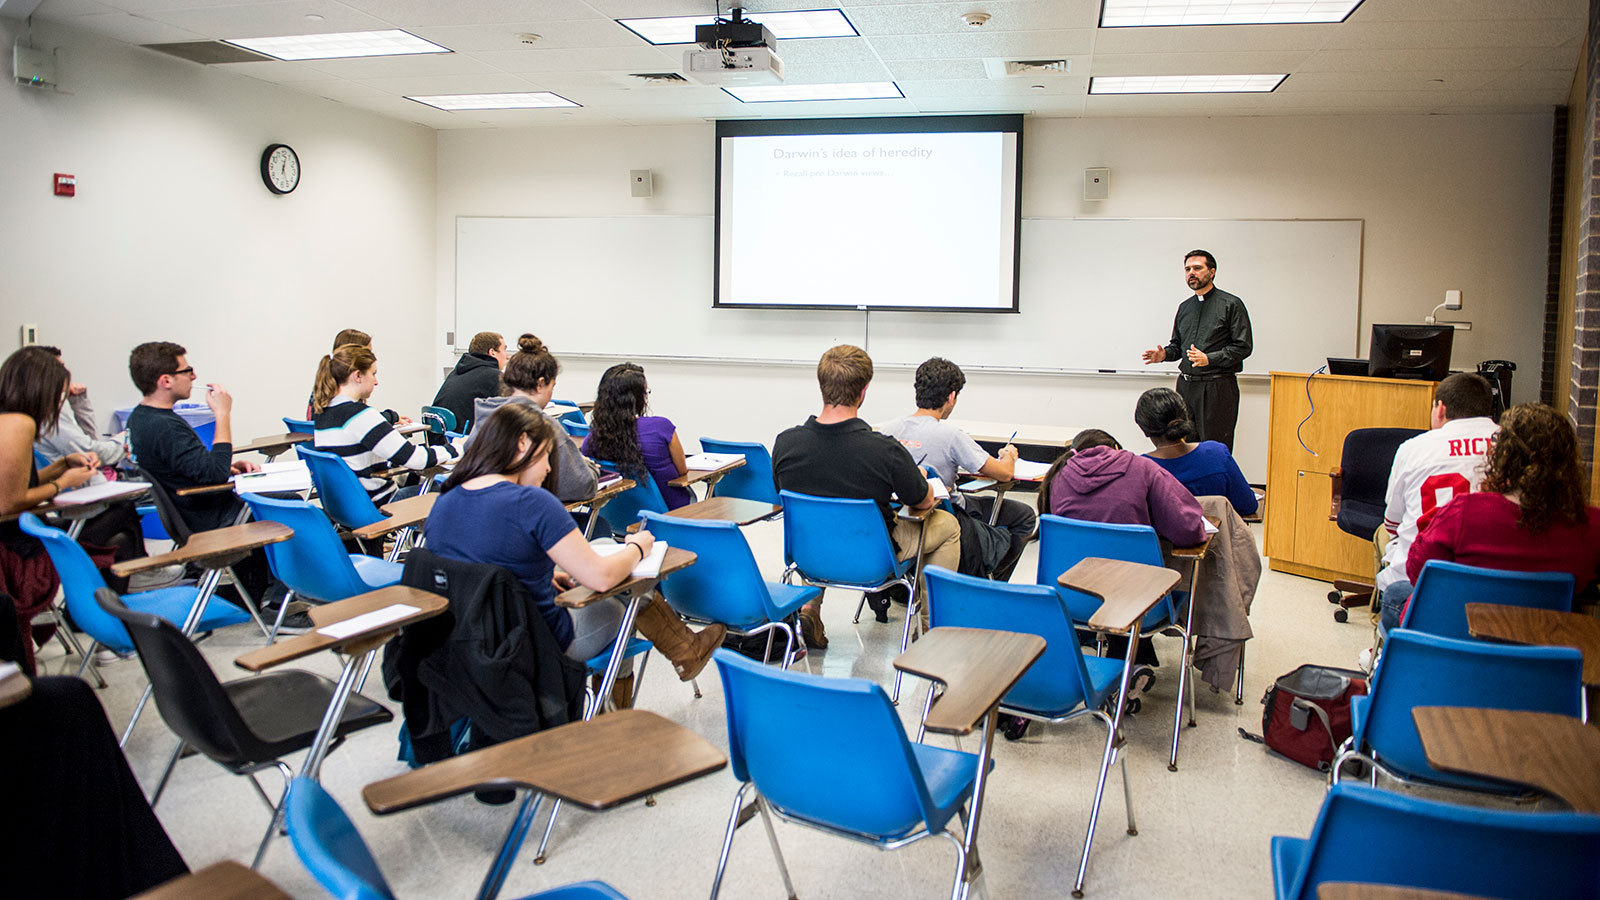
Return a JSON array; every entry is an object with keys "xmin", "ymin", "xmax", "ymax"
[
  {"xmin": 142, "ymin": 474, "xmax": 272, "ymax": 638},
  {"xmin": 1326, "ymin": 427, "xmax": 1422, "ymax": 622},
  {"xmin": 94, "ymin": 587, "xmax": 392, "ymax": 869}
]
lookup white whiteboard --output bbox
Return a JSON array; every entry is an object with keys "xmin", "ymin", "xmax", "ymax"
[{"xmin": 455, "ymin": 216, "xmax": 1361, "ymax": 374}]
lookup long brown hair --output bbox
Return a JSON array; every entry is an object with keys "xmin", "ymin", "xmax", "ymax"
[
  {"xmin": 1480, "ymin": 402, "xmax": 1589, "ymax": 533},
  {"xmin": 310, "ymin": 344, "xmax": 378, "ymax": 415},
  {"xmin": 442, "ymin": 403, "xmax": 560, "ymax": 495},
  {"xmin": 0, "ymin": 346, "xmax": 69, "ymax": 433},
  {"xmin": 1036, "ymin": 429, "xmax": 1122, "ymax": 515}
]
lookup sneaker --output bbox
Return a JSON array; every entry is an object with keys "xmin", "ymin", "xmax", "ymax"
[
  {"xmin": 127, "ymin": 564, "xmax": 188, "ymax": 592},
  {"xmin": 864, "ymin": 591, "xmax": 892, "ymax": 623},
  {"xmin": 999, "ymin": 714, "xmax": 1031, "ymax": 742},
  {"xmin": 265, "ymin": 604, "xmax": 316, "ymax": 636},
  {"xmin": 95, "ymin": 647, "xmax": 135, "ymax": 667},
  {"xmin": 1357, "ymin": 646, "xmax": 1375, "ymax": 675},
  {"xmin": 797, "ymin": 608, "xmax": 828, "ymax": 650}
]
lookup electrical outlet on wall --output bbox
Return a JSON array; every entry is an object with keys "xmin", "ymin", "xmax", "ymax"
[{"xmin": 20, "ymin": 324, "xmax": 38, "ymax": 346}]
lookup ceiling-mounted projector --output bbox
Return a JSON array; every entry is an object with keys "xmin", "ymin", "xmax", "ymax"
[{"xmin": 684, "ymin": 7, "xmax": 783, "ymax": 85}]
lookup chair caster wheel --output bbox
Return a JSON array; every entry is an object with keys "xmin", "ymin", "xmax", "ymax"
[
  {"xmin": 1126, "ymin": 698, "xmax": 1141, "ymax": 715},
  {"xmin": 1327, "ymin": 591, "xmax": 1342, "ymax": 603},
  {"xmin": 533, "ymin": 856, "xmax": 546, "ymax": 866},
  {"xmin": 1333, "ymin": 609, "xmax": 1348, "ymax": 623}
]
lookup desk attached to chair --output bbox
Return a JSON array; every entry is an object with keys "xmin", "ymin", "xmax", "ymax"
[{"xmin": 1412, "ymin": 706, "xmax": 1600, "ymax": 812}]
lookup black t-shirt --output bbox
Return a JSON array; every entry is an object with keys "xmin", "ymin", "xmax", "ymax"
[
  {"xmin": 772, "ymin": 416, "xmax": 929, "ymax": 533},
  {"xmin": 127, "ymin": 404, "xmax": 242, "ymax": 532}
]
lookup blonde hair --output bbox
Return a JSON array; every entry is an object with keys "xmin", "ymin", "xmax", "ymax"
[
  {"xmin": 817, "ymin": 345, "xmax": 873, "ymax": 407},
  {"xmin": 311, "ymin": 343, "xmax": 378, "ymax": 414}
]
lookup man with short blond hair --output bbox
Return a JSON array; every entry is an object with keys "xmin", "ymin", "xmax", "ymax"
[{"xmin": 773, "ymin": 345, "xmax": 961, "ymax": 648}]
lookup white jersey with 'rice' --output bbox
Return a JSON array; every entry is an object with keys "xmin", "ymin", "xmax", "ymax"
[{"xmin": 1374, "ymin": 416, "xmax": 1499, "ymax": 590}]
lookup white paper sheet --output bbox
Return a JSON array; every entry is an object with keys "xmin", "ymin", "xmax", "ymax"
[
  {"xmin": 316, "ymin": 603, "xmax": 420, "ymax": 640},
  {"xmin": 590, "ymin": 539, "xmax": 670, "ymax": 578}
]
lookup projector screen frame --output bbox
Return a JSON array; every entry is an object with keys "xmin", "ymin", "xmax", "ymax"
[{"xmin": 712, "ymin": 114, "xmax": 1025, "ymax": 314}]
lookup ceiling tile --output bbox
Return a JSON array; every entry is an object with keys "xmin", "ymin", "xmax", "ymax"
[
  {"xmin": 407, "ymin": 19, "xmax": 644, "ymax": 53},
  {"xmin": 299, "ymin": 52, "xmax": 502, "ymax": 79},
  {"xmin": 846, "ymin": 1, "xmax": 1099, "ymax": 36},
  {"xmin": 285, "ymin": 79, "xmax": 391, "ymax": 101},
  {"xmin": 59, "ymin": 11, "xmax": 206, "ymax": 43},
  {"xmin": 866, "ymin": 28, "xmax": 1094, "ymax": 60},
  {"xmin": 1348, "ymin": 0, "xmax": 1582, "ymax": 23},
  {"xmin": 1299, "ymin": 47, "xmax": 1539, "ymax": 73},
  {"xmin": 549, "ymin": 84, "xmax": 732, "ymax": 107},
  {"xmin": 1480, "ymin": 67, "xmax": 1581, "ymax": 92},
  {"xmin": 353, "ymin": 72, "xmax": 544, "ymax": 96},
  {"xmin": 138, "ymin": 1, "xmax": 393, "ymax": 40},
  {"xmin": 472, "ymin": 44, "xmax": 679, "ymax": 74},
  {"xmin": 885, "ymin": 58, "xmax": 992, "ymax": 81},
  {"xmin": 333, "ymin": 0, "xmax": 602, "ymax": 28},
  {"xmin": 900, "ymin": 77, "xmax": 1087, "ymax": 98},
  {"xmin": 780, "ymin": 60, "xmax": 895, "ymax": 83},
  {"xmin": 768, "ymin": 37, "xmax": 885, "ymax": 65},
  {"xmin": 1320, "ymin": 18, "xmax": 1582, "ymax": 51},
  {"xmin": 1091, "ymin": 23, "xmax": 1333, "ymax": 54},
  {"xmin": 1090, "ymin": 51, "xmax": 1312, "ymax": 76},
  {"xmin": 35, "ymin": 0, "xmax": 119, "ymax": 16},
  {"xmin": 1277, "ymin": 70, "xmax": 1498, "ymax": 93},
  {"xmin": 214, "ymin": 59, "xmax": 335, "ymax": 83}
]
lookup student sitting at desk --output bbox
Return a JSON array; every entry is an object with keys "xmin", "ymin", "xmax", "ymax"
[
  {"xmin": 581, "ymin": 362, "xmax": 691, "ymax": 510},
  {"xmin": 1402, "ymin": 402, "xmax": 1600, "ymax": 611},
  {"xmin": 33, "ymin": 346, "xmax": 126, "ymax": 483},
  {"xmin": 773, "ymin": 345, "xmax": 961, "ymax": 648},
  {"xmin": 304, "ymin": 328, "xmax": 408, "ymax": 425},
  {"xmin": 878, "ymin": 357, "xmax": 1036, "ymax": 587},
  {"xmin": 311, "ymin": 343, "xmax": 457, "ymax": 505},
  {"xmin": 465, "ymin": 334, "xmax": 598, "ymax": 504},
  {"xmin": 0, "ymin": 346, "xmax": 95, "ymax": 669},
  {"xmin": 424, "ymin": 404, "xmax": 724, "ymax": 699},
  {"xmin": 431, "ymin": 331, "xmax": 507, "ymax": 433},
  {"xmin": 125, "ymin": 341, "xmax": 280, "ymax": 614},
  {"xmin": 1134, "ymin": 388, "xmax": 1257, "ymax": 517}
]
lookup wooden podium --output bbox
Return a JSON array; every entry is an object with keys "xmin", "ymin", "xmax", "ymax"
[{"xmin": 1264, "ymin": 372, "xmax": 1437, "ymax": 584}]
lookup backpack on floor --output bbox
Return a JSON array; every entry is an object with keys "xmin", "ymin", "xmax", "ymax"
[{"xmin": 1258, "ymin": 665, "xmax": 1367, "ymax": 771}]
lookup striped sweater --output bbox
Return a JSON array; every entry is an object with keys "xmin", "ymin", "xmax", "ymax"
[{"xmin": 313, "ymin": 396, "xmax": 458, "ymax": 503}]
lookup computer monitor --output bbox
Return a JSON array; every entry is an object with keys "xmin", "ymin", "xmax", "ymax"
[{"xmin": 1367, "ymin": 324, "xmax": 1454, "ymax": 381}]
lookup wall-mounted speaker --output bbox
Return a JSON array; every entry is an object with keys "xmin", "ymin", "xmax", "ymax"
[
  {"xmin": 1084, "ymin": 167, "xmax": 1110, "ymax": 201},
  {"xmin": 630, "ymin": 169, "xmax": 654, "ymax": 198}
]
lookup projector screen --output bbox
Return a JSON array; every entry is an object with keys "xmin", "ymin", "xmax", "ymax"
[{"xmin": 714, "ymin": 115, "xmax": 1023, "ymax": 312}]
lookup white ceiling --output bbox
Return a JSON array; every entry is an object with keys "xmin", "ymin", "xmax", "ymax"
[{"xmin": 33, "ymin": 0, "xmax": 1587, "ymax": 129}]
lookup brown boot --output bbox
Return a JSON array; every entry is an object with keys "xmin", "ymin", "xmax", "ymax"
[
  {"xmin": 610, "ymin": 672, "xmax": 635, "ymax": 710},
  {"xmin": 633, "ymin": 596, "xmax": 726, "ymax": 681}
]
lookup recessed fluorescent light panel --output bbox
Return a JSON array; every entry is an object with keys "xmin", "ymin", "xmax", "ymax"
[
  {"xmin": 1090, "ymin": 74, "xmax": 1286, "ymax": 94},
  {"xmin": 406, "ymin": 92, "xmax": 580, "ymax": 111},
  {"xmin": 1100, "ymin": 0, "xmax": 1365, "ymax": 27},
  {"xmin": 224, "ymin": 30, "xmax": 449, "ymax": 61},
  {"xmin": 725, "ymin": 81, "xmax": 903, "ymax": 103},
  {"xmin": 618, "ymin": 9, "xmax": 857, "ymax": 45}
]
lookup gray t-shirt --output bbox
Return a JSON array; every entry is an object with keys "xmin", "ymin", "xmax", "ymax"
[{"xmin": 877, "ymin": 415, "xmax": 991, "ymax": 508}]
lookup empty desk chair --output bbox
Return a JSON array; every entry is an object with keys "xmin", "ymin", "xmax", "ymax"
[
  {"xmin": 698, "ymin": 438, "xmax": 780, "ymax": 505},
  {"xmin": 1397, "ymin": 560, "xmax": 1574, "ymax": 641},
  {"xmin": 96, "ymin": 588, "xmax": 391, "ymax": 869},
  {"xmin": 588, "ymin": 460, "xmax": 671, "ymax": 534},
  {"xmin": 1333, "ymin": 628, "xmax": 1583, "ymax": 793},
  {"xmin": 283, "ymin": 417, "xmax": 314, "ymax": 435},
  {"xmin": 284, "ymin": 776, "xmax": 631, "ymax": 900},
  {"xmin": 642, "ymin": 511, "xmax": 817, "ymax": 668},
  {"xmin": 241, "ymin": 495, "xmax": 403, "ymax": 640},
  {"xmin": 1271, "ymin": 782, "xmax": 1600, "ymax": 900},
  {"xmin": 709, "ymin": 649, "xmax": 983, "ymax": 900},
  {"xmin": 1326, "ymin": 427, "xmax": 1421, "ymax": 622}
]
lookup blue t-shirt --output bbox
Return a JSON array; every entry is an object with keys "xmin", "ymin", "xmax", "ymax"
[
  {"xmin": 1144, "ymin": 441, "xmax": 1258, "ymax": 517},
  {"xmin": 423, "ymin": 480, "xmax": 579, "ymax": 647}
]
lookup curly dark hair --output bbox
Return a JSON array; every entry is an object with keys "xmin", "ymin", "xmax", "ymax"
[
  {"xmin": 1480, "ymin": 403, "xmax": 1589, "ymax": 534},
  {"xmin": 913, "ymin": 357, "xmax": 966, "ymax": 410},
  {"xmin": 586, "ymin": 362, "xmax": 649, "ymax": 478}
]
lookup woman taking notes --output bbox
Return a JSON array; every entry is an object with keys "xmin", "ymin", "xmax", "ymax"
[
  {"xmin": 311, "ymin": 343, "xmax": 457, "ymax": 504},
  {"xmin": 425, "ymin": 404, "xmax": 724, "ymax": 690},
  {"xmin": 581, "ymin": 363, "xmax": 692, "ymax": 509}
]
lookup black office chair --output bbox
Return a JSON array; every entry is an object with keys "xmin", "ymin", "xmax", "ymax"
[
  {"xmin": 94, "ymin": 587, "xmax": 392, "ymax": 869},
  {"xmin": 1326, "ymin": 427, "xmax": 1422, "ymax": 622}
]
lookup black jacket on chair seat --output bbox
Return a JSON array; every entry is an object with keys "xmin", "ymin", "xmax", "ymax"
[{"xmin": 383, "ymin": 547, "xmax": 585, "ymax": 765}]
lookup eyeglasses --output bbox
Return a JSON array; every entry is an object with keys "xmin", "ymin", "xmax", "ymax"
[{"xmin": 169, "ymin": 367, "xmax": 195, "ymax": 377}]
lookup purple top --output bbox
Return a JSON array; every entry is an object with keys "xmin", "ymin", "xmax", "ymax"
[
  {"xmin": 1046, "ymin": 445, "xmax": 1208, "ymax": 545},
  {"xmin": 584, "ymin": 415, "xmax": 691, "ymax": 510}
]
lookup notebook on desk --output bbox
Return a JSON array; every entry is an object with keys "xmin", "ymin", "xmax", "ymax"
[{"xmin": 590, "ymin": 538, "xmax": 670, "ymax": 578}]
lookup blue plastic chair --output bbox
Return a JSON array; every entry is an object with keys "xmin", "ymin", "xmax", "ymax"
[
  {"xmin": 698, "ymin": 438, "xmax": 779, "ymax": 505},
  {"xmin": 297, "ymin": 445, "xmax": 387, "ymax": 535},
  {"xmin": 549, "ymin": 403, "xmax": 587, "ymax": 429},
  {"xmin": 1333, "ymin": 628, "xmax": 1583, "ymax": 793},
  {"xmin": 779, "ymin": 489, "xmax": 919, "ymax": 700},
  {"xmin": 241, "ymin": 495, "xmax": 403, "ymax": 638},
  {"xmin": 283, "ymin": 417, "xmax": 314, "ymax": 435},
  {"xmin": 922, "ymin": 565, "xmax": 1132, "ymax": 896},
  {"xmin": 1399, "ymin": 560, "xmax": 1575, "ymax": 641},
  {"xmin": 1034, "ymin": 514, "xmax": 1197, "ymax": 769},
  {"xmin": 563, "ymin": 420, "xmax": 590, "ymax": 439},
  {"xmin": 19, "ymin": 512, "xmax": 250, "ymax": 739},
  {"xmin": 709, "ymin": 649, "xmax": 983, "ymax": 900},
  {"xmin": 1271, "ymin": 782, "xmax": 1600, "ymax": 900},
  {"xmin": 284, "ymin": 777, "xmax": 633, "ymax": 900},
  {"xmin": 642, "ymin": 511, "xmax": 818, "ymax": 667},
  {"xmin": 420, "ymin": 405, "xmax": 456, "ymax": 434},
  {"xmin": 31, "ymin": 448, "xmax": 49, "ymax": 469},
  {"xmin": 590, "ymin": 460, "xmax": 670, "ymax": 534}
]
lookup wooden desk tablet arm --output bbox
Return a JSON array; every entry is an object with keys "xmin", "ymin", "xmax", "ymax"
[
  {"xmin": 176, "ymin": 482, "xmax": 237, "ymax": 496},
  {"xmin": 111, "ymin": 520, "xmax": 292, "ymax": 578},
  {"xmin": 233, "ymin": 586, "xmax": 449, "ymax": 673},
  {"xmin": 350, "ymin": 492, "xmax": 438, "ymax": 541},
  {"xmin": 893, "ymin": 628, "xmax": 1047, "ymax": 736}
]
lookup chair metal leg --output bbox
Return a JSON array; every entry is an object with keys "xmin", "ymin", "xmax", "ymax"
[
  {"xmin": 474, "ymin": 792, "xmax": 545, "ymax": 900},
  {"xmin": 119, "ymin": 683, "xmax": 154, "ymax": 748},
  {"xmin": 916, "ymin": 682, "xmax": 942, "ymax": 744},
  {"xmin": 1235, "ymin": 644, "xmax": 1247, "ymax": 705},
  {"xmin": 1119, "ymin": 753, "xmax": 1137, "ymax": 836},
  {"xmin": 892, "ymin": 581, "xmax": 919, "ymax": 704},
  {"xmin": 709, "ymin": 783, "xmax": 754, "ymax": 900},
  {"xmin": 148, "ymin": 740, "xmax": 186, "ymax": 808},
  {"xmin": 1169, "ymin": 581, "xmax": 1200, "ymax": 772},
  {"xmin": 1075, "ymin": 622, "xmax": 1143, "ymax": 898},
  {"xmin": 224, "ymin": 566, "xmax": 272, "ymax": 641},
  {"xmin": 852, "ymin": 592, "xmax": 867, "ymax": 624},
  {"xmin": 354, "ymin": 650, "xmax": 376, "ymax": 694},
  {"xmin": 755, "ymin": 795, "xmax": 798, "ymax": 900},
  {"xmin": 250, "ymin": 762, "xmax": 294, "ymax": 870},
  {"xmin": 940, "ymin": 829, "xmax": 971, "ymax": 900},
  {"xmin": 269, "ymin": 590, "xmax": 295, "ymax": 644},
  {"xmin": 74, "ymin": 639, "xmax": 107, "ymax": 689},
  {"xmin": 245, "ymin": 771, "xmax": 277, "ymax": 815},
  {"xmin": 533, "ymin": 797, "xmax": 562, "ymax": 865}
]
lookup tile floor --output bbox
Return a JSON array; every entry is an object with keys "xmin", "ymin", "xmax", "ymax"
[{"xmin": 36, "ymin": 512, "xmax": 1378, "ymax": 900}]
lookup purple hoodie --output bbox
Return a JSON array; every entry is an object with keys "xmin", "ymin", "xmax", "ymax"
[{"xmin": 1047, "ymin": 445, "xmax": 1208, "ymax": 546}]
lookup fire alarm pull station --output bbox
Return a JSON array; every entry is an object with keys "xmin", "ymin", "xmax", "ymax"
[{"xmin": 53, "ymin": 174, "xmax": 75, "ymax": 197}]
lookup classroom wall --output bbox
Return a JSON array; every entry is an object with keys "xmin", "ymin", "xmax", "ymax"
[
  {"xmin": 1, "ymin": 18, "xmax": 438, "ymax": 442},
  {"xmin": 437, "ymin": 112, "xmax": 1553, "ymax": 481}
]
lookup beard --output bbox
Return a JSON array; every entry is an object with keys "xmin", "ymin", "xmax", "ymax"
[{"xmin": 1187, "ymin": 274, "xmax": 1212, "ymax": 291}]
